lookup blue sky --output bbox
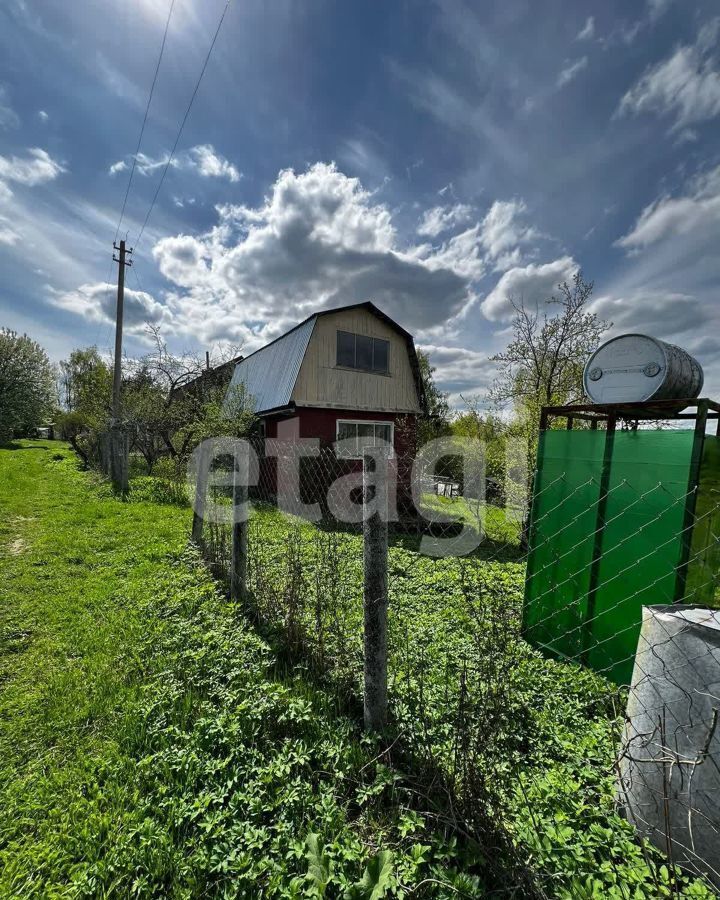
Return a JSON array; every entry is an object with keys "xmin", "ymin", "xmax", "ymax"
[{"xmin": 1, "ymin": 0, "xmax": 719, "ymax": 404}]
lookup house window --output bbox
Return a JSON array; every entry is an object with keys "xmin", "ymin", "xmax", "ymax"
[
  {"xmin": 336, "ymin": 419, "xmax": 394, "ymax": 458},
  {"xmin": 336, "ymin": 331, "xmax": 389, "ymax": 374}
]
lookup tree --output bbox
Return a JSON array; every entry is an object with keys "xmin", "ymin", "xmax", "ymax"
[
  {"xmin": 57, "ymin": 347, "xmax": 113, "ymax": 466},
  {"xmin": 59, "ymin": 347, "xmax": 112, "ymax": 419},
  {"xmin": 452, "ymin": 404, "xmax": 507, "ymax": 505},
  {"xmin": 416, "ymin": 350, "xmax": 451, "ymax": 445},
  {"xmin": 489, "ymin": 272, "xmax": 607, "ymax": 416},
  {"xmin": 488, "ymin": 271, "xmax": 609, "ymax": 521},
  {"xmin": 0, "ymin": 329, "xmax": 56, "ymax": 442}
]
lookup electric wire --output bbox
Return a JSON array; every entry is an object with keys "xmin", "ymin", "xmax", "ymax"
[
  {"xmin": 113, "ymin": 0, "xmax": 177, "ymax": 246},
  {"xmin": 134, "ymin": 0, "xmax": 232, "ymax": 252}
]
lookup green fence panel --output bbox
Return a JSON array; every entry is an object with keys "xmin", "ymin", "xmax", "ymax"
[
  {"xmin": 522, "ymin": 427, "xmax": 720, "ymax": 686},
  {"xmin": 687, "ymin": 435, "xmax": 720, "ymax": 607},
  {"xmin": 585, "ymin": 430, "xmax": 695, "ymax": 685},
  {"xmin": 523, "ymin": 430, "xmax": 605, "ymax": 661}
]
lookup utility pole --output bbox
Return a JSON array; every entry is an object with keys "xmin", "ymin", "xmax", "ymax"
[{"xmin": 110, "ymin": 239, "xmax": 132, "ymax": 492}]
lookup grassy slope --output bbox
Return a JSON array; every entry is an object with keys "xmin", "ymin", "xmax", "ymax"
[{"xmin": 0, "ymin": 443, "xmax": 481, "ymax": 899}]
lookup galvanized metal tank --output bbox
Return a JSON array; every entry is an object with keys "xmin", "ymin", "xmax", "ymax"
[
  {"xmin": 584, "ymin": 334, "xmax": 703, "ymax": 405},
  {"xmin": 619, "ymin": 605, "xmax": 720, "ymax": 889}
]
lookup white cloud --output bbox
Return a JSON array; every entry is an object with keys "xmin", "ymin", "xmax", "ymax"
[
  {"xmin": 417, "ymin": 203, "xmax": 473, "ymax": 237},
  {"xmin": 420, "ymin": 225, "xmax": 486, "ymax": 280},
  {"xmin": 480, "ymin": 256, "xmax": 578, "ymax": 321},
  {"xmin": 478, "ymin": 200, "xmax": 536, "ymax": 262},
  {"xmin": 0, "ymin": 148, "xmax": 65, "ymax": 186},
  {"xmin": 557, "ymin": 56, "xmax": 588, "ymax": 88},
  {"xmin": 50, "ymin": 282, "xmax": 170, "ymax": 334},
  {"xmin": 617, "ymin": 19, "xmax": 720, "ymax": 130},
  {"xmin": 576, "ymin": 17, "xmax": 595, "ymax": 41},
  {"xmin": 414, "ymin": 198, "xmax": 536, "ymax": 281},
  {"xmin": 189, "ymin": 144, "xmax": 241, "ymax": 182},
  {"xmin": 0, "ymin": 226, "xmax": 20, "ymax": 246},
  {"xmin": 616, "ymin": 164, "xmax": 720, "ymax": 250},
  {"xmin": 589, "ymin": 291, "xmax": 712, "ymax": 339},
  {"xmin": 647, "ymin": 0, "xmax": 673, "ymax": 22},
  {"xmin": 144, "ymin": 163, "xmax": 485, "ymax": 344},
  {"xmin": 108, "ymin": 144, "xmax": 240, "ymax": 182},
  {"xmin": 419, "ymin": 343, "xmax": 497, "ymax": 401},
  {"xmin": 0, "ymin": 85, "xmax": 19, "ymax": 129},
  {"xmin": 37, "ymin": 110, "xmax": 49, "ymax": 122}
]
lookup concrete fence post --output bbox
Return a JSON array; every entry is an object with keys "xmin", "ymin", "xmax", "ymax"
[
  {"xmin": 109, "ymin": 424, "xmax": 128, "ymax": 493},
  {"xmin": 191, "ymin": 443, "xmax": 210, "ymax": 544},
  {"xmin": 618, "ymin": 605, "xmax": 720, "ymax": 889},
  {"xmin": 231, "ymin": 443, "xmax": 249, "ymax": 603},
  {"xmin": 363, "ymin": 449, "xmax": 389, "ymax": 731},
  {"xmin": 100, "ymin": 431, "xmax": 110, "ymax": 475}
]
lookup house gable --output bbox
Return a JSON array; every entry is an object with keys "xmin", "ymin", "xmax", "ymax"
[{"xmin": 291, "ymin": 306, "xmax": 422, "ymax": 414}]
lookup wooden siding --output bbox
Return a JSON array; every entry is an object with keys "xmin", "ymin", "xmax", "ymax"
[{"xmin": 291, "ymin": 308, "xmax": 421, "ymax": 413}]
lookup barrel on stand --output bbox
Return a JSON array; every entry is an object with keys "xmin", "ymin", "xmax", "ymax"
[{"xmin": 584, "ymin": 334, "xmax": 703, "ymax": 407}]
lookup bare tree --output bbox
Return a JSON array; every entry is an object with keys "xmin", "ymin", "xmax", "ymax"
[
  {"xmin": 489, "ymin": 272, "xmax": 608, "ymax": 415},
  {"xmin": 488, "ymin": 272, "xmax": 610, "ymax": 535}
]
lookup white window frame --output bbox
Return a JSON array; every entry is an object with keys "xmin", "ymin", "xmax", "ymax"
[{"xmin": 335, "ymin": 419, "xmax": 395, "ymax": 459}]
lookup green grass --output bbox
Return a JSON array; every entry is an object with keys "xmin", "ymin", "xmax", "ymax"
[
  {"xmin": 0, "ymin": 442, "xmax": 485, "ymax": 898},
  {"xmin": 224, "ymin": 502, "xmax": 717, "ymax": 899},
  {"xmin": 2, "ymin": 443, "xmax": 715, "ymax": 899},
  {"xmin": 417, "ymin": 492, "xmax": 522, "ymax": 550}
]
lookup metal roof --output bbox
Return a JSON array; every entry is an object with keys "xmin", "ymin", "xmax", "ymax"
[{"xmin": 226, "ymin": 316, "xmax": 316, "ymax": 414}]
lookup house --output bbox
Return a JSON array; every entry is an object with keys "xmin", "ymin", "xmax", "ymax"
[
  {"xmin": 172, "ymin": 353, "xmax": 244, "ymax": 403},
  {"xmin": 226, "ymin": 302, "xmax": 425, "ymax": 458}
]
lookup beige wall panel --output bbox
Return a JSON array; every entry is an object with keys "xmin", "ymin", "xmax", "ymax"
[{"xmin": 292, "ymin": 309, "xmax": 421, "ymax": 413}]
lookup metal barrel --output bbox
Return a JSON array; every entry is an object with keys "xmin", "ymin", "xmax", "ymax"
[
  {"xmin": 584, "ymin": 334, "xmax": 703, "ymax": 405},
  {"xmin": 618, "ymin": 605, "xmax": 720, "ymax": 888}
]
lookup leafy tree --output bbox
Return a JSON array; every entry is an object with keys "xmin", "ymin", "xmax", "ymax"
[
  {"xmin": 122, "ymin": 366, "xmax": 168, "ymax": 473},
  {"xmin": 452, "ymin": 405, "xmax": 507, "ymax": 504},
  {"xmin": 59, "ymin": 347, "xmax": 112, "ymax": 419},
  {"xmin": 416, "ymin": 350, "xmax": 451, "ymax": 445},
  {"xmin": 0, "ymin": 329, "xmax": 56, "ymax": 442},
  {"xmin": 57, "ymin": 347, "xmax": 113, "ymax": 465}
]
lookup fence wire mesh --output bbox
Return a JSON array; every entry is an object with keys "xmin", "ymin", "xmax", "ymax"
[{"xmin": 192, "ymin": 434, "xmax": 719, "ymax": 898}]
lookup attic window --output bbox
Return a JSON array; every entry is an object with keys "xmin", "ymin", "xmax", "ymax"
[{"xmin": 336, "ymin": 331, "xmax": 389, "ymax": 374}]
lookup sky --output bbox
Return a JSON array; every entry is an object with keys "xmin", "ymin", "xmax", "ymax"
[{"xmin": 1, "ymin": 0, "xmax": 719, "ymax": 406}]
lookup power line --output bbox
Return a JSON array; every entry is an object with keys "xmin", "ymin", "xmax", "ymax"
[
  {"xmin": 134, "ymin": 0, "xmax": 232, "ymax": 252},
  {"xmin": 113, "ymin": 0, "xmax": 177, "ymax": 246}
]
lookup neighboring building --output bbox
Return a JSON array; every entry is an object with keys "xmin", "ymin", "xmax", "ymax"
[
  {"xmin": 172, "ymin": 353, "xmax": 244, "ymax": 403},
  {"xmin": 226, "ymin": 301, "xmax": 425, "ymax": 457}
]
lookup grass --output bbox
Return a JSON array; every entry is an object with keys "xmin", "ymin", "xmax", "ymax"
[
  {"xmin": 208, "ymin": 499, "xmax": 717, "ymax": 899},
  {"xmin": 0, "ymin": 441, "xmax": 486, "ymax": 898},
  {"xmin": 417, "ymin": 492, "xmax": 522, "ymax": 550},
  {"xmin": 2, "ymin": 442, "xmax": 716, "ymax": 899}
]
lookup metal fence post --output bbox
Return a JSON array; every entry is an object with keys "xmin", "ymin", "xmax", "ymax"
[
  {"xmin": 231, "ymin": 442, "xmax": 249, "ymax": 603},
  {"xmin": 363, "ymin": 449, "xmax": 389, "ymax": 731},
  {"xmin": 191, "ymin": 443, "xmax": 209, "ymax": 544}
]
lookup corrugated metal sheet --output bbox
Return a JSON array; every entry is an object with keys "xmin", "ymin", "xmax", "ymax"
[{"xmin": 226, "ymin": 317, "xmax": 316, "ymax": 413}]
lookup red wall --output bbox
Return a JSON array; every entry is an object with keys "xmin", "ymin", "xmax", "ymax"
[{"xmin": 264, "ymin": 407, "xmax": 416, "ymax": 454}]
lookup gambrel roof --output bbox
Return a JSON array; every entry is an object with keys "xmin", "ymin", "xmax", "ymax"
[{"xmin": 226, "ymin": 301, "xmax": 425, "ymax": 415}]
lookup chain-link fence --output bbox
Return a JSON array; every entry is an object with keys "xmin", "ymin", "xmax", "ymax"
[{"xmin": 188, "ymin": 422, "xmax": 719, "ymax": 898}]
